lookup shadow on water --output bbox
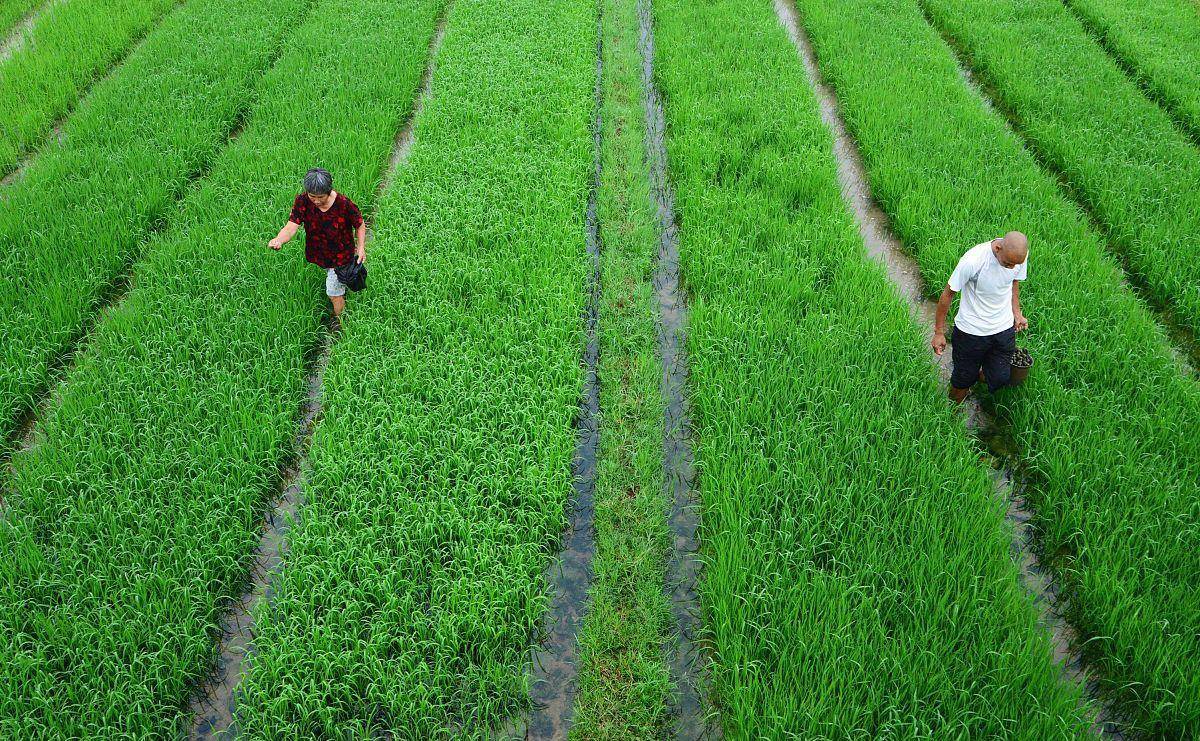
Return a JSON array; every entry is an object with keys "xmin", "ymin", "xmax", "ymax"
[
  {"xmin": 637, "ymin": 0, "xmax": 715, "ymax": 737},
  {"xmin": 773, "ymin": 0, "xmax": 1124, "ymax": 735},
  {"xmin": 521, "ymin": 10, "xmax": 604, "ymax": 739}
]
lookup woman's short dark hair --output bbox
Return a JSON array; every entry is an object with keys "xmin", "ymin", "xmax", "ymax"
[{"xmin": 303, "ymin": 168, "xmax": 333, "ymax": 195}]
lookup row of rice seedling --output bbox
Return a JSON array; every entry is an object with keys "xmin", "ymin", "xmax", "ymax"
[
  {"xmin": 0, "ymin": 0, "xmax": 442, "ymax": 733},
  {"xmin": 0, "ymin": 0, "xmax": 43, "ymax": 38},
  {"xmin": 233, "ymin": 0, "xmax": 596, "ymax": 734},
  {"xmin": 651, "ymin": 0, "xmax": 1092, "ymax": 735},
  {"xmin": 792, "ymin": 0, "xmax": 1200, "ymax": 733},
  {"xmin": 570, "ymin": 0, "xmax": 674, "ymax": 734},
  {"xmin": 0, "ymin": 0, "xmax": 311, "ymax": 450},
  {"xmin": 1065, "ymin": 0, "xmax": 1200, "ymax": 140},
  {"xmin": 0, "ymin": 0, "xmax": 180, "ymax": 174},
  {"xmin": 916, "ymin": 0, "xmax": 1200, "ymax": 346}
]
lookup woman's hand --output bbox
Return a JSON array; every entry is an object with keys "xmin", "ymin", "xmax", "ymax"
[
  {"xmin": 356, "ymin": 246, "xmax": 366, "ymax": 264},
  {"xmin": 269, "ymin": 237, "xmax": 284, "ymax": 250}
]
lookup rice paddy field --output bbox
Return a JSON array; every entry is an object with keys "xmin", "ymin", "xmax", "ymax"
[{"xmin": 0, "ymin": 0, "xmax": 1196, "ymax": 737}]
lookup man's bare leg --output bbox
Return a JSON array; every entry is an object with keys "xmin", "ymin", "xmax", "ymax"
[
  {"xmin": 949, "ymin": 386, "xmax": 970, "ymax": 404},
  {"xmin": 330, "ymin": 294, "xmax": 345, "ymax": 317}
]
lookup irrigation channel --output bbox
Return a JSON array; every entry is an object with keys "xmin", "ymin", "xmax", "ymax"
[
  {"xmin": 0, "ymin": 0, "xmax": 188, "ymax": 182},
  {"xmin": 774, "ymin": 0, "xmax": 1124, "ymax": 735},
  {"xmin": 1059, "ymin": 0, "xmax": 1200, "ymax": 148},
  {"xmin": 185, "ymin": 12, "xmax": 449, "ymax": 738},
  {"xmin": 0, "ymin": 0, "xmax": 65, "ymax": 65},
  {"xmin": 0, "ymin": 45, "xmax": 271, "ymax": 474},
  {"xmin": 638, "ymin": 0, "xmax": 713, "ymax": 736},
  {"xmin": 911, "ymin": 0, "xmax": 1199, "ymax": 380},
  {"xmin": 521, "ymin": 8, "xmax": 603, "ymax": 739}
]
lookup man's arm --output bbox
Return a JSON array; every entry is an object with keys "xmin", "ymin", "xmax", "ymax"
[
  {"xmin": 269, "ymin": 220, "xmax": 300, "ymax": 250},
  {"xmin": 355, "ymin": 221, "xmax": 367, "ymax": 262},
  {"xmin": 1012, "ymin": 280, "xmax": 1028, "ymax": 331},
  {"xmin": 931, "ymin": 284, "xmax": 954, "ymax": 355}
]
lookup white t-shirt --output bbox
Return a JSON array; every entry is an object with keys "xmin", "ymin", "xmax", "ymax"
[{"xmin": 948, "ymin": 241, "xmax": 1027, "ymax": 336}]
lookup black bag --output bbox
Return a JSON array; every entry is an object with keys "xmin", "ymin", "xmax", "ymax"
[{"xmin": 335, "ymin": 258, "xmax": 367, "ymax": 292}]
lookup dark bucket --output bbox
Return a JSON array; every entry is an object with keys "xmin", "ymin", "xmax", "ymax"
[{"xmin": 1010, "ymin": 347, "xmax": 1033, "ymax": 386}]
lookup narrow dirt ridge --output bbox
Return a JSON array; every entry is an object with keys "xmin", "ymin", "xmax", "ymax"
[
  {"xmin": 636, "ymin": 1, "xmax": 713, "ymax": 737},
  {"xmin": 911, "ymin": 0, "xmax": 1199, "ymax": 380},
  {"xmin": 0, "ymin": 0, "xmax": 64, "ymax": 64},
  {"xmin": 774, "ymin": 0, "xmax": 1123, "ymax": 736},
  {"xmin": 523, "ymin": 7, "xmax": 603, "ymax": 738},
  {"xmin": 1058, "ymin": 0, "xmax": 1200, "ymax": 148},
  {"xmin": 184, "ymin": 12, "xmax": 450, "ymax": 739}
]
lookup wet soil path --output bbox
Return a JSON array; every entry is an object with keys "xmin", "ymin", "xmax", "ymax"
[
  {"xmin": 637, "ymin": 0, "xmax": 714, "ymax": 737},
  {"xmin": 911, "ymin": 0, "xmax": 1198, "ymax": 380},
  {"xmin": 774, "ymin": 0, "xmax": 1123, "ymax": 735},
  {"xmin": 523, "ymin": 10, "xmax": 604, "ymax": 739},
  {"xmin": 184, "ymin": 11, "xmax": 450, "ymax": 738}
]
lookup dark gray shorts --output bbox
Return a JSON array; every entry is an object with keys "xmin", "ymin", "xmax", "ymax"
[{"xmin": 951, "ymin": 326, "xmax": 1016, "ymax": 392}]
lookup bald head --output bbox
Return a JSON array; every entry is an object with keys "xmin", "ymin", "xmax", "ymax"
[{"xmin": 993, "ymin": 231, "xmax": 1028, "ymax": 268}]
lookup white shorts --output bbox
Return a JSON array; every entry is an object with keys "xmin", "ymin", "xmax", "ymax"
[{"xmin": 325, "ymin": 268, "xmax": 347, "ymax": 297}]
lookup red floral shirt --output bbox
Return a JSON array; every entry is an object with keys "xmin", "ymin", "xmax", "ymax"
[{"xmin": 288, "ymin": 192, "xmax": 364, "ymax": 268}]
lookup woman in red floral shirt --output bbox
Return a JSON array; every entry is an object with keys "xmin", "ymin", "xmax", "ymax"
[{"xmin": 268, "ymin": 168, "xmax": 366, "ymax": 318}]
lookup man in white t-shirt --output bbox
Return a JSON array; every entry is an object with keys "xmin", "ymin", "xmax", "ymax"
[{"xmin": 931, "ymin": 231, "xmax": 1029, "ymax": 403}]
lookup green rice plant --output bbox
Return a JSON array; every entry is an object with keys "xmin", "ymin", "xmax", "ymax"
[
  {"xmin": 1065, "ymin": 0, "xmax": 1200, "ymax": 140},
  {"xmin": 569, "ymin": 0, "xmax": 673, "ymax": 735},
  {"xmin": 915, "ymin": 0, "xmax": 1200, "ymax": 352},
  {"xmin": 651, "ymin": 0, "xmax": 1092, "ymax": 735},
  {"xmin": 0, "ymin": 0, "xmax": 442, "ymax": 733},
  {"xmin": 0, "ymin": 0, "xmax": 180, "ymax": 173},
  {"xmin": 234, "ymin": 0, "xmax": 596, "ymax": 735},
  {"xmin": 793, "ymin": 0, "xmax": 1200, "ymax": 733},
  {"xmin": 0, "ymin": 0, "xmax": 311, "ymax": 450},
  {"xmin": 0, "ymin": 0, "xmax": 43, "ymax": 38}
]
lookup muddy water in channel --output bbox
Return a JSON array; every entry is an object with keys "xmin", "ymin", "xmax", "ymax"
[
  {"xmin": 185, "ymin": 12, "xmax": 450, "ymax": 738},
  {"xmin": 637, "ymin": 1, "xmax": 714, "ymax": 737},
  {"xmin": 774, "ymin": 0, "xmax": 1121, "ymax": 735},
  {"xmin": 522, "ymin": 18, "xmax": 604, "ymax": 741},
  {"xmin": 187, "ymin": 329, "xmax": 328, "ymax": 739}
]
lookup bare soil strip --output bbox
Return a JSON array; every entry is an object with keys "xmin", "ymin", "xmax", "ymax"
[
  {"xmin": 524, "ymin": 10, "xmax": 603, "ymax": 739},
  {"xmin": 183, "ymin": 14, "xmax": 450, "ymax": 739},
  {"xmin": 0, "ymin": 0, "xmax": 63, "ymax": 64},
  {"xmin": 636, "ymin": 0, "xmax": 714, "ymax": 736},
  {"xmin": 774, "ymin": 0, "xmax": 1123, "ymax": 735},
  {"xmin": 911, "ymin": 0, "xmax": 1198, "ymax": 380},
  {"xmin": 1058, "ymin": 0, "xmax": 1200, "ymax": 148}
]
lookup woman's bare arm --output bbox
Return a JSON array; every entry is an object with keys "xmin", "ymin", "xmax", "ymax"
[{"xmin": 269, "ymin": 221, "xmax": 300, "ymax": 250}]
